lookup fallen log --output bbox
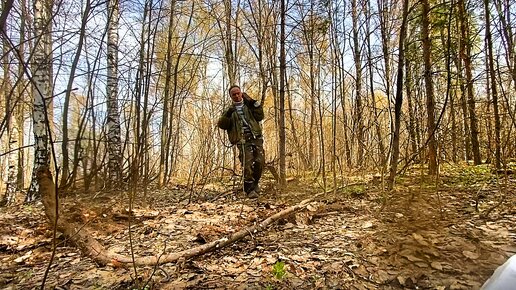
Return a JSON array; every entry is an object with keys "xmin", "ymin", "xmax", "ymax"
[{"xmin": 38, "ymin": 166, "xmax": 320, "ymax": 267}]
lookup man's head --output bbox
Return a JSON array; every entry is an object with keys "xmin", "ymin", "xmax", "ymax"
[{"xmin": 229, "ymin": 85, "xmax": 243, "ymax": 103}]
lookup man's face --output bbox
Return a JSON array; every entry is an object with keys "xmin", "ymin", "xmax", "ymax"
[{"xmin": 230, "ymin": 87, "xmax": 243, "ymax": 103}]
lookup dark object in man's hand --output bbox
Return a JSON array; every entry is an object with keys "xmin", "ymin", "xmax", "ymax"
[
  {"xmin": 225, "ymin": 107, "xmax": 235, "ymax": 117},
  {"xmin": 243, "ymin": 93, "xmax": 257, "ymax": 105}
]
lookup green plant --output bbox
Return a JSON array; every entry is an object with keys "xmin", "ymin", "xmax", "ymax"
[
  {"xmin": 272, "ymin": 261, "xmax": 286, "ymax": 280},
  {"xmin": 343, "ymin": 185, "xmax": 366, "ymax": 197}
]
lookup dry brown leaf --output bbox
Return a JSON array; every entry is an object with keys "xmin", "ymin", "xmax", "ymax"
[
  {"xmin": 374, "ymin": 269, "xmax": 392, "ymax": 283},
  {"xmin": 306, "ymin": 203, "xmax": 318, "ymax": 212},
  {"xmin": 14, "ymin": 250, "xmax": 32, "ymax": 263},
  {"xmin": 431, "ymin": 261, "xmax": 443, "ymax": 270},
  {"xmin": 397, "ymin": 276, "xmax": 407, "ymax": 286},
  {"xmin": 295, "ymin": 213, "xmax": 311, "ymax": 226},
  {"xmin": 402, "ymin": 253, "xmax": 424, "ymax": 262},
  {"xmin": 354, "ymin": 264, "xmax": 369, "ymax": 276},
  {"xmin": 291, "ymin": 254, "xmax": 308, "ymax": 263},
  {"xmin": 412, "ymin": 233, "xmax": 429, "ymax": 246},
  {"xmin": 362, "ymin": 221, "xmax": 374, "ymax": 229},
  {"xmin": 462, "ymin": 250, "xmax": 480, "ymax": 260}
]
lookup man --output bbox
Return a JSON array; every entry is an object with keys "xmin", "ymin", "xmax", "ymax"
[{"xmin": 217, "ymin": 85, "xmax": 265, "ymax": 198}]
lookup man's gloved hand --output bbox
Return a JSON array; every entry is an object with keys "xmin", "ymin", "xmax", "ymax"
[
  {"xmin": 243, "ymin": 93, "xmax": 259, "ymax": 107},
  {"xmin": 225, "ymin": 107, "xmax": 235, "ymax": 117}
]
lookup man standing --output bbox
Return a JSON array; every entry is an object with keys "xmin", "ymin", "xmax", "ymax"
[{"xmin": 218, "ymin": 85, "xmax": 265, "ymax": 198}]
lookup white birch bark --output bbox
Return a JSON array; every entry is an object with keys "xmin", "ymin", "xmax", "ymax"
[
  {"xmin": 4, "ymin": 126, "xmax": 19, "ymax": 205},
  {"xmin": 2, "ymin": 18, "xmax": 17, "ymax": 204},
  {"xmin": 106, "ymin": 0, "xmax": 122, "ymax": 184},
  {"xmin": 27, "ymin": 0, "xmax": 53, "ymax": 201}
]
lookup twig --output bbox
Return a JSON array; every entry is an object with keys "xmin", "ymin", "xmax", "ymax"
[{"xmin": 142, "ymin": 240, "xmax": 167, "ymax": 289}]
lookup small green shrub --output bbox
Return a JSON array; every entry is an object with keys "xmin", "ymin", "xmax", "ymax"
[{"xmin": 272, "ymin": 261, "xmax": 286, "ymax": 280}]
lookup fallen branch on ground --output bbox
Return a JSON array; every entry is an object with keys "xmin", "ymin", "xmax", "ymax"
[{"xmin": 38, "ymin": 166, "xmax": 321, "ymax": 267}]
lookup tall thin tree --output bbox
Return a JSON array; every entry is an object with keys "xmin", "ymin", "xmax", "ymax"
[
  {"xmin": 351, "ymin": 0, "xmax": 364, "ymax": 167},
  {"xmin": 458, "ymin": 0, "xmax": 481, "ymax": 165},
  {"xmin": 278, "ymin": 0, "xmax": 286, "ymax": 186},
  {"xmin": 484, "ymin": 0, "xmax": 502, "ymax": 169},
  {"xmin": 106, "ymin": 0, "xmax": 122, "ymax": 185},
  {"xmin": 421, "ymin": 0, "xmax": 438, "ymax": 175},
  {"xmin": 387, "ymin": 0, "xmax": 409, "ymax": 188},
  {"xmin": 27, "ymin": 0, "xmax": 54, "ymax": 201}
]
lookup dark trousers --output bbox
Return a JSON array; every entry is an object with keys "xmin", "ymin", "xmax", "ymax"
[{"xmin": 237, "ymin": 137, "xmax": 265, "ymax": 193}]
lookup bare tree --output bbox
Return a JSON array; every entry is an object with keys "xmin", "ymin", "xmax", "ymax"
[
  {"xmin": 278, "ymin": 0, "xmax": 287, "ymax": 186},
  {"xmin": 484, "ymin": 0, "xmax": 502, "ymax": 169},
  {"xmin": 458, "ymin": 0, "xmax": 481, "ymax": 165},
  {"xmin": 351, "ymin": 0, "xmax": 364, "ymax": 167},
  {"xmin": 60, "ymin": 0, "xmax": 92, "ymax": 188},
  {"xmin": 159, "ymin": 0, "xmax": 177, "ymax": 188},
  {"xmin": 421, "ymin": 0, "xmax": 438, "ymax": 175},
  {"xmin": 387, "ymin": 0, "xmax": 409, "ymax": 188},
  {"xmin": 365, "ymin": 0, "xmax": 386, "ymax": 169}
]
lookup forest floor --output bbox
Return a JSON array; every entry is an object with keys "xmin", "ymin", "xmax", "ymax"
[{"xmin": 1, "ymin": 164, "xmax": 515, "ymax": 289}]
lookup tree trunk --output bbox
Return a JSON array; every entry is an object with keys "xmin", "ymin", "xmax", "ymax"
[
  {"xmin": 316, "ymin": 51, "xmax": 326, "ymax": 190},
  {"xmin": 406, "ymin": 61, "xmax": 419, "ymax": 162},
  {"xmin": 366, "ymin": 0, "xmax": 386, "ymax": 169},
  {"xmin": 458, "ymin": 0, "xmax": 481, "ymax": 165},
  {"xmin": 27, "ymin": 0, "xmax": 53, "ymax": 201},
  {"xmin": 450, "ymin": 90, "xmax": 458, "ymax": 163},
  {"xmin": 455, "ymin": 46, "xmax": 472, "ymax": 161},
  {"xmin": 158, "ymin": 0, "xmax": 176, "ymax": 188},
  {"xmin": 351, "ymin": 0, "xmax": 364, "ymax": 167},
  {"xmin": 106, "ymin": 0, "xmax": 122, "ymax": 186},
  {"xmin": 443, "ymin": 0, "xmax": 455, "ymax": 164},
  {"xmin": 421, "ymin": 0, "xmax": 438, "ymax": 175},
  {"xmin": 339, "ymin": 64, "xmax": 352, "ymax": 169},
  {"xmin": 278, "ymin": 0, "xmax": 286, "ymax": 186},
  {"xmin": 484, "ymin": 0, "xmax": 502, "ymax": 169},
  {"xmin": 16, "ymin": 0, "xmax": 26, "ymax": 189},
  {"xmin": 60, "ymin": 0, "xmax": 91, "ymax": 188},
  {"xmin": 305, "ymin": 7, "xmax": 317, "ymax": 170},
  {"xmin": 377, "ymin": 0, "xmax": 391, "ymax": 108},
  {"xmin": 286, "ymin": 79, "xmax": 310, "ymax": 170},
  {"xmin": 224, "ymin": 0, "xmax": 237, "ymax": 85},
  {"xmin": 2, "ymin": 7, "xmax": 16, "ymax": 204},
  {"xmin": 387, "ymin": 0, "xmax": 409, "ymax": 189}
]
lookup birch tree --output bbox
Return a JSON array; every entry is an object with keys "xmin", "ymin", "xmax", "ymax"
[
  {"xmin": 27, "ymin": 0, "xmax": 54, "ymax": 201},
  {"xmin": 2, "ymin": 0, "xmax": 17, "ymax": 204},
  {"xmin": 106, "ymin": 0, "xmax": 122, "ymax": 185}
]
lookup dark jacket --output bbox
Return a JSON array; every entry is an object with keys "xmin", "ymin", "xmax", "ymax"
[{"xmin": 217, "ymin": 98, "xmax": 264, "ymax": 145}]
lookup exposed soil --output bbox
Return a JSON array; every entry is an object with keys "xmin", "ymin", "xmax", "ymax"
[{"xmin": 1, "ymin": 165, "xmax": 515, "ymax": 289}]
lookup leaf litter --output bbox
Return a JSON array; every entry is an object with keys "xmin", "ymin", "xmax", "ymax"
[{"xmin": 0, "ymin": 166, "xmax": 515, "ymax": 289}]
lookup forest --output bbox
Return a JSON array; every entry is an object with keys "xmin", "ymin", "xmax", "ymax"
[{"xmin": 0, "ymin": 0, "xmax": 515, "ymax": 288}]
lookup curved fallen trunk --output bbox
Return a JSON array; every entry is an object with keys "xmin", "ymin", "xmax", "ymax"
[{"xmin": 38, "ymin": 167, "xmax": 317, "ymax": 267}]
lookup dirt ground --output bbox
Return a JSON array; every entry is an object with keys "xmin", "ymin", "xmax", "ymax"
[{"xmin": 1, "ymin": 164, "xmax": 515, "ymax": 289}]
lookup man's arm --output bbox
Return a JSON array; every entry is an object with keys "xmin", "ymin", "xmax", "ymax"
[
  {"xmin": 217, "ymin": 107, "xmax": 235, "ymax": 130},
  {"xmin": 243, "ymin": 93, "xmax": 264, "ymax": 121}
]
